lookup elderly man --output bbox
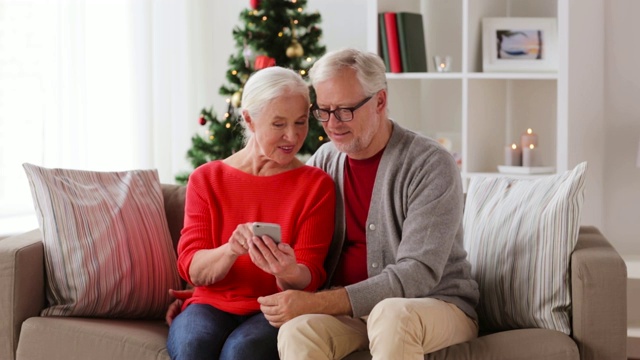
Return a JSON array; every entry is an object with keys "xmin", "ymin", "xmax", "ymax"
[{"xmin": 257, "ymin": 48, "xmax": 479, "ymax": 360}]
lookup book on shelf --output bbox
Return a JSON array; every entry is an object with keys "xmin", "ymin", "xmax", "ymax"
[
  {"xmin": 378, "ymin": 13, "xmax": 390, "ymax": 72},
  {"xmin": 396, "ymin": 12, "xmax": 427, "ymax": 73},
  {"xmin": 383, "ymin": 12, "xmax": 403, "ymax": 73}
]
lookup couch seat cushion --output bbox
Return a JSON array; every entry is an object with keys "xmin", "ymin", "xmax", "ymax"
[
  {"xmin": 16, "ymin": 317, "xmax": 170, "ymax": 360},
  {"xmin": 344, "ymin": 328, "xmax": 579, "ymax": 360}
]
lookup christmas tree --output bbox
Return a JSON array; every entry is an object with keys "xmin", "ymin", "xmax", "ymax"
[{"xmin": 176, "ymin": 0, "xmax": 328, "ymax": 184}]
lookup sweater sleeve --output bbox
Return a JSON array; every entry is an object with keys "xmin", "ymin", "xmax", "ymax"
[
  {"xmin": 176, "ymin": 166, "xmax": 215, "ymax": 285},
  {"xmin": 289, "ymin": 170, "xmax": 336, "ymax": 292}
]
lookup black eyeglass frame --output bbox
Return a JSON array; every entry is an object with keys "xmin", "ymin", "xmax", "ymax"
[{"xmin": 312, "ymin": 95, "xmax": 373, "ymax": 122}]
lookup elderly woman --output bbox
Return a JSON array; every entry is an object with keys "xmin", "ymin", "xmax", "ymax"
[{"xmin": 167, "ymin": 67, "xmax": 336, "ymax": 360}]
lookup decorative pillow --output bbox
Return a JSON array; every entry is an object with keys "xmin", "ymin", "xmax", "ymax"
[
  {"xmin": 23, "ymin": 163, "xmax": 181, "ymax": 319},
  {"xmin": 463, "ymin": 162, "xmax": 587, "ymax": 335}
]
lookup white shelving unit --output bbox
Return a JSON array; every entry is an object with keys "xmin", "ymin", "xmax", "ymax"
[{"xmin": 364, "ymin": 0, "xmax": 569, "ymax": 187}]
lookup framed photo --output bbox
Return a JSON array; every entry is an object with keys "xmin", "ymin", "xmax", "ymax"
[{"xmin": 482, "ymin": 17, "xmax": 558, "ymax": 73}]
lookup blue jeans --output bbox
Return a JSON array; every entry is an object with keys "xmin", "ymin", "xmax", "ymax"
[{"xmin": 167, "ymin": 303, "xmax": 279, "ymax": 360}]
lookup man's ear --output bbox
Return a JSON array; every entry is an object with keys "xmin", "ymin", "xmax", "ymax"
[
  {"xmin": 375, "ymin": 89, "xmax": 387, "ymax": 113},
  {"xmin": 243, "ymin": 110, "xmax": 255, "ymax": 132}
]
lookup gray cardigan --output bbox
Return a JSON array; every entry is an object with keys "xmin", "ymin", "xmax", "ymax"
[{"xmin": 308, "ymin": 121, "xmax": 479, "ymax": 321}]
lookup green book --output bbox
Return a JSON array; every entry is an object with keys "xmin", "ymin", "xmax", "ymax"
[
  {"xmin": 396, "ymin": 12, "xmax": 427, "ymax": 72},
  {"xmin": 378, "ymin": 13, "xmax": 391, "ymax": 72}
]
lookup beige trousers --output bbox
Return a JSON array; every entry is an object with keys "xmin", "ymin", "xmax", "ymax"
[{"xmin": 278, "ymin": 298, "xmax": 478, "ymax": 360}]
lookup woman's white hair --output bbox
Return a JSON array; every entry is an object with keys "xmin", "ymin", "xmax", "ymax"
[{"xmin": 241, "ymin": 66, "xmax": 310, "ymax": 138}]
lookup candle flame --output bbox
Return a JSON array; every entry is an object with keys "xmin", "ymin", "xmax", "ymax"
[
  {"xmin": 511, "ymin": 144, "xmax": 517, "ymax": 150},
  {"xmin": 527, "ymin": 128, "xmax": 533, "ymax": 135},
  {"xmin": 529, "ymin": 144, "xmax": 535, "ymax": 149}
]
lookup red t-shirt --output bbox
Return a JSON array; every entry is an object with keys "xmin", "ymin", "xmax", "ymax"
[
  {"xmin": 178, "ymin": 161, "xmax": 335, "ymax": 315},
  {"xmin": 332, "ymin": 149, "xmax": 384, "ymax": 287}
]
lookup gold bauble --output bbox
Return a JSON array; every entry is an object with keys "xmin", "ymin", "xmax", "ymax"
[
  {"xmin": 231, "ymin": 91, "xmax": 242, "ymax": 108},
  {"xmin": 286, "ymin": 39, "xmax": 304, "ymax": 58}
]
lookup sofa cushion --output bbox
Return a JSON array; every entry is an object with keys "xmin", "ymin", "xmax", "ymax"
[
  {"xmin": 160, "ymin": 184, "xmax": 186, "ymax": 252},
  {"xmin": 344, "ymin": 328, "xmax": 579, "ymax": 360},
  {"xmin": 462, "ymin": 162, "xmax": 587, "ymax": 335},
  {"xmin": 16, "ymin": 317, "xmax": 170, "ymax": 360},
  {"xmin": 23, "ymin": 164, "xmax": 181, "ymax": 319},
  {"xmin": 425, "ymin": 329, "xmax": 579, "ymax": 360}
]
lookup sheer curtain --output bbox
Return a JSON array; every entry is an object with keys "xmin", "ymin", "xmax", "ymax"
[{"xmin": 0, "ymin": 0, "xmax": 215, "ymax": 235}]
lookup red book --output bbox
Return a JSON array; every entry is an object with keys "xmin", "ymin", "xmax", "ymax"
[{"xmin": 383, "ymin": 12, "xmax": 403, "ymax": 73}]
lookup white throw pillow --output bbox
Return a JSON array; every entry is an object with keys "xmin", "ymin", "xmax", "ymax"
[
  {"xmin": 23, "ymin": 163, "xmax": 181, "ymax": 319},
  {"xmin": 463, "ymin": 162, "xmax": 587, "ymax": 335}
]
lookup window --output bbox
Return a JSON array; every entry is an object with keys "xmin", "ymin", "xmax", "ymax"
[{"xmin": 0, "ymin": 1, "xmax": 140, "ymax": 235}]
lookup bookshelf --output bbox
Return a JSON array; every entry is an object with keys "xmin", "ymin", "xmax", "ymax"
[{"xmin": 364, "ymin": 0, "xmax": 570, "ymax": 186}]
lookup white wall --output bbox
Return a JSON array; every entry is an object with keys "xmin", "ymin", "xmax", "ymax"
[
  {"xmin": 568, "ymin": 2, "xmax": 606, "ymax": 230},
  {"xmin": 604, "ymin": 0, "xmax": 640, "ymax": 256}
]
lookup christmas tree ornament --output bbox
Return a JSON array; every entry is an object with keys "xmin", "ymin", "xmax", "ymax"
[
  {"xmin": 199, "ymin": 115, "xmax": 206, "ymax": 126},
  {"xmin": 286, "ymin": 19, "xmax": 304, "ymax": 58},
  {"xmin": 254, "ymin": 55, "xmax": 276, "ymax": 70},
  {"xmin": 250, "ymin": 0, "xmax": 260, "ymax": 10},
  {"xmin": 231, "ymin": 91, "xmax": 242, "ymax": 108},
  {"xmin": 286, "ymin": 39, "xmax": 304, "ymax": 58},
  {"xmin": 242, "ymin": 41, "xmax": 253, "ymax": 68}
]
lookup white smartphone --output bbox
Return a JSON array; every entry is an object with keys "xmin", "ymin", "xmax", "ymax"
[{"xmin": 251, "ymin": 222, "xmax": 281, "ymax": 244}]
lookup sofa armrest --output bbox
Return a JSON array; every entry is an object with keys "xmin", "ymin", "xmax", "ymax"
[
  {"xmin": 571, "ymin": 226, "xmax": 627, "ymax": 360},
  {"xmin": 0, "ymin": 230, "xmax": 46, "ymax": 360}
]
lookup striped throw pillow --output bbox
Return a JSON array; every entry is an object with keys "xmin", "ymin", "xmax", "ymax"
[
  {"xmin": 463, "ymin": 162, "xmax": 587, "ymax": 335},
  {"xmin": 23, "ymin": 163, "xmax": 181, "ymax": 319}
]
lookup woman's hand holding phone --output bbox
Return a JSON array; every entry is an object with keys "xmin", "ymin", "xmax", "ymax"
[{"xmin": 249, "ymin": 222, "xmax": 298, "ymax": 277}]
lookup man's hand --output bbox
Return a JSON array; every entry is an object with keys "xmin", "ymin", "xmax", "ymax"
[
  {"xmin": 258, "ymin": 287, "xmax": 352, "ymax": 328},
  {"xmin": 258, "ymin": 290, "xmax": 315, "ymax": 327},
  {"xmin": 165, "ymin": 288, "xmax": 194, "ymax": 326}
]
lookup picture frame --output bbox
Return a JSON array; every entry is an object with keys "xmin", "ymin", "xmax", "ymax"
[{"xmin": 482, "ymin": 17, "xmax": 558, "ymax": 73}]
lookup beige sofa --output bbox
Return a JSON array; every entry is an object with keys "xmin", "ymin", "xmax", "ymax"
[{"xmin": 0, "ymin": 184, "xmax": 628, "ymax": 360}]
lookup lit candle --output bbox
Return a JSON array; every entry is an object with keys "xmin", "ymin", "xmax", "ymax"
[
  {"xmin": 504, "ymin": 143, "xmax": 522, "ymax": 166},
  {"xmin": 433, "ymin": 55, "xmax": 451, "ymax": 72},
  {"xmin": 520, "ymin": 128, "xmax": 538, "ymax": 150},
  {"xmin": 522, "ymin": 144, "xmax": 538, "ymax": 167}
]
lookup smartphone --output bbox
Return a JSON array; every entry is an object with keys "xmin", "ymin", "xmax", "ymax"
[{"xmin": 252, "ymin": 222, "xmax": 281, "ymax": 244}]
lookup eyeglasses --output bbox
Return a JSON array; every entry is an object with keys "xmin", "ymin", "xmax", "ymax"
[{"xmin": 312, "ymin": 96, "xmax": 373, "ymax": 122}]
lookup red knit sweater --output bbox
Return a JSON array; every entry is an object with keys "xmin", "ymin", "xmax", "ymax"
[{"xmin": 178, "ymin": 161, "xmax": 336, "ymax": 315}]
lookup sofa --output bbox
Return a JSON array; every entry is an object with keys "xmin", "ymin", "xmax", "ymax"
[{"xmin": 0, "ymin": 184, "xmax": 628, "ymax": 360}]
